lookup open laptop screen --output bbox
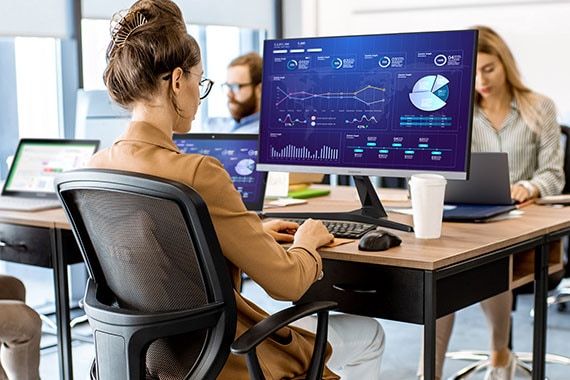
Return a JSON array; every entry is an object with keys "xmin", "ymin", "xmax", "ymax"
[
  {"xmin": 2, "ymin": 139, "xmax": 100, "ymax": 199},
  {"xmin": 173, "ymin": 133, "xmax": 267, "ymax": 212},
  {"xmin": 444, "ymin": 152, "xmax": 514, "ymax": 205}
]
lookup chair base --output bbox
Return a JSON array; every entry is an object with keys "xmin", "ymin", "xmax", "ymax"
[
  {"xmin": 548, "ymin": 276, "xmax": 570, "ymax": 311},
  {"xmin": 530, "ymin": 287, "xmax": 570, "ymax": 318},
  {"xmin": 445, "ymin": 350, "xmax": 570, "ymax": 380},
  {"xmin": 39, "ymin": 312, "xmax": 92, "ymax": 350},
  {"xmin": 548, "ymin": 288, "xmax": 570, "ymax": 311}
]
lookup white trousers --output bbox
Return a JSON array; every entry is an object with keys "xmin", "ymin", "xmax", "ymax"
[{"xmin": 293, "ymin": 313, "xmax": 385, "ymax": 380}]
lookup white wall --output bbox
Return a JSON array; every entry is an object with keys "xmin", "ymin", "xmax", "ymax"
[{"xmin": 283, "ymin": 0, "xmax": 570, "ymax": 122}]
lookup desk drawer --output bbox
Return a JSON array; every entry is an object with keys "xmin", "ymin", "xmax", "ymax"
[
  {"xmin": 299, "ymin": 260, "xmax": 425, "ymax": 322},
  {"xmin": 298, "ymin": 257, "xmax": 510, "ymax": 324},
  {"xmin": 0, "ymin": 223, "xmax": 52, "ymax": 267}
]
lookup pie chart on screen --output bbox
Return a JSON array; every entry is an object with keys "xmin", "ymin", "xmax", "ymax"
[
  {"xmin": 235, "ymin": 158, "xmax": 255, "ymax": 176},
  {"xmin": 409, "ymin": 74, "xmax": 450, "ymax": 112}
]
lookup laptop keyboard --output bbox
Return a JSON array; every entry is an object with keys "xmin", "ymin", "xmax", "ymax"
[
  {"xmin": 0, "ymin": 196, "xmax": 61, "ymax": 211},
  {"xmin": 283, "ymin": 218, "xmax": 377, "ymax": 239}
]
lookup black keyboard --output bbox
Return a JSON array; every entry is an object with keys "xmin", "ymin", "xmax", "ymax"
[{"xmin": 284, "ymin": 218, "xmax": 376, "ymax": 239}]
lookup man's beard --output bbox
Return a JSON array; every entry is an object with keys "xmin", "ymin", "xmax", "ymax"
[{"xmin": 228, "ymin": 95, "xmax": 257, "ymax": 122}]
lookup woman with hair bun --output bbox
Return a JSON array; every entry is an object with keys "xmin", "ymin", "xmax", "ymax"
[{"xmin": 90, "ymin": 1, "xmax": 386, "ymax": 379}]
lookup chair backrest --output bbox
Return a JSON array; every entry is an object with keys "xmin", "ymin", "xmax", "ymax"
[
  {"xmin": 560, "ymin": 124, "xmax": 570, "ymax": 194},
  {"xmin": 56, "ymin": 168, "xmax": 237, "ymax": 379}
]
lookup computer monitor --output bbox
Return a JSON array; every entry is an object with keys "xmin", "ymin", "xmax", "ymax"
[
  {"xmin": 257, "ymin": 29, "xmax": 478, "ymax": 231},
  {"xmin": 173, "ymin": 133, "xmax": 267, "ymax": 212}
]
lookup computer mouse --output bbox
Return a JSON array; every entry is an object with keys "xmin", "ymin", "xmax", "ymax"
[{"xmin": 358, "ymin": 229, "xmax": 402, "ymax": 251}]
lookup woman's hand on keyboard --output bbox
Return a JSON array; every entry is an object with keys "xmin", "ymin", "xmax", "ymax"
[
  {"xmin": 262, "ymin": 219, "xmax": 299, "ymax": 243},
  {"xmin": 294, "ymin": 218, "xmax": 334, "ymax": 248}
]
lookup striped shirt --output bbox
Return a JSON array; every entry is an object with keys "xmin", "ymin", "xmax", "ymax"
[{"xmin": 471, "ymin": 95, "xmax": 564, "ymax": 197}]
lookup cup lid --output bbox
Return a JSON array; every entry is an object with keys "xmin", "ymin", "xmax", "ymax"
[{"xmin": 409, "ymin": 173, "xmax": 447, "ymax": 183}]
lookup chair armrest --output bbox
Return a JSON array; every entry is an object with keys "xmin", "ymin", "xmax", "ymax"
[{"xmin": 230, "ymin": 301, "xmax": 337, "ymax": 355}]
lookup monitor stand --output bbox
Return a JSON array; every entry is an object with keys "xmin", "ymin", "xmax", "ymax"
[{"xmin": 263, "ymin": 175, "xmax": 413, "ymax": 232}]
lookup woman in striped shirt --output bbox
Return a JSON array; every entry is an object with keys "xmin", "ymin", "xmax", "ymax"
[
  {"xmin": 419, "ymin": 26, "xmax": 564, "ymax": 380},
  {"xmin": 471, "ymin": 27, "xmax": 564, "ymax": 202}
]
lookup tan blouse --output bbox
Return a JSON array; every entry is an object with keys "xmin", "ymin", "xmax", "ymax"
[{"xmin": 89, "ymin": 121, "xmax": 338, "ymax": 380}]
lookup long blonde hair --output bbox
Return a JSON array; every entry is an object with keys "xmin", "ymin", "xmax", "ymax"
[{"xmin": 474, "ymin": 25, "xmax": 542, "ymax": 133}]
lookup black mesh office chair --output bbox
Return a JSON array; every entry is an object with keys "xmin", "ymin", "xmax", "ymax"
[
  {"xmin": 445, "ymin": 125, "xmax": 570, "ymax": 379},
  {"xmin": 55, "ymin": 168, "xmax": 336, "ymax": 380}
]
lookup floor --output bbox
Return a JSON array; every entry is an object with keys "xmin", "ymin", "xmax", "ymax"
[
  {"xmin": 8, "ymin": 263, "xmax": 570, "ymax": 380},
  {"xmin": 241, "ymin": 278, "xmax": 570, "ymax": 380}
]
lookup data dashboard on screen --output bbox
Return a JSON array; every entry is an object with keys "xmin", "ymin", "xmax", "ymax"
[
  {"xmin": 257, "ymin": 29, "xmax": 478, "ymax": 181},
  {"xmin": 257, "ymin": 30, "xmax": 478, "ymax": 231}
]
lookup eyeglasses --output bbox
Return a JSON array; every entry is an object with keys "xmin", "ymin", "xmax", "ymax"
[
  {"xmin": 221, "ymin": 82, "xmax": 255, "ymax": 94},
  {"xmin": 197, "ymin": 78, "xmax": 214, "ymax": 100},
  {"xmin": 162, "ymin": 70, "xmax": 214, "ymax": 100}
]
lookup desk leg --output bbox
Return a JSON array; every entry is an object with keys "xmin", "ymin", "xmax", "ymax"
[
  {"xmin": 424, "ymin": 271, "xmax": 436, "ymax": 380},
  {"xmin": 532, "ymin": 241, "xmax": 548, "ymax": 380},
  {"xmin": 51, "ymin": 228, "xmax": 74, "ymax": 380}
]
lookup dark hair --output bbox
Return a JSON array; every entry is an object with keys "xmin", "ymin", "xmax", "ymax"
[
  {"xmin": 229, "ymin": 52, "xmax": 263, "ymax": 85},
  {"xmin": 104, "ymin": 0, "xmax": 201, "ymax": 110}
]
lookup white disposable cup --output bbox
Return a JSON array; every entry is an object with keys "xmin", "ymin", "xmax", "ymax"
[{"xmin": 409, "ymin": 174, "xmax": 447, "ymax": 239}]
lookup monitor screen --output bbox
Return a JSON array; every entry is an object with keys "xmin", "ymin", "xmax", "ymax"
[
  {"xmin": 3, "ymin": 139, "xmax": 100, "ymax": 198},
  {"xmin": 257, "ymin": 30, "xmax": 478, "ymax": 231},
  {"xmin": 257, "ymin": 29, "xmax": 478, "ymax": 181},
  {"xmin": 173, "ymin": 133, "xmax": 267, "ymax": 212}
]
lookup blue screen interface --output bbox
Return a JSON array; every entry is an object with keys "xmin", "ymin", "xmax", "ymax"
[
  {"xmin": 258, "ymin": 30, "xmax": 477, "ymax": 178},
  {"xmin": 174, "ymin": 134, "xmax": 266, "ymax": 210}
]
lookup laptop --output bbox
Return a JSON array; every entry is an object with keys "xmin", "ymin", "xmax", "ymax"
[
  {"xmin": 0, "ymin": 138, "xmax": 100, "ymax": 211},
  {"xmin": 173, "ymin": 133, "xmax": 267, "ymax": 212},
  {"xmin": 443, "ymin": 152, "xmax": 517, "ymax": 222}
]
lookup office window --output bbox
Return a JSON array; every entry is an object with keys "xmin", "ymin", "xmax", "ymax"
[
  {"xmin": 14, "ymin": 37, "xmax": 61, "ymax": 138},
  {"xmin": 0, "ymin": 36, "xmax": 62, "ymax": 180},
  {"xmin": 81, "ymin": 20, "xmax": 266, "ymax": 131},
  {"xmin": 80, "ymin": 19, "xmax": 109, "ymax": 92}
]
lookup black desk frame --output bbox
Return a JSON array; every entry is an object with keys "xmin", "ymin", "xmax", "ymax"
[
  {"xmin": 52, "ymin": 228, "xmax": 81, "ymax": 380},
  {"xmin": 299, "ymin": 229, "xmax": 569, "ymax": 380}
]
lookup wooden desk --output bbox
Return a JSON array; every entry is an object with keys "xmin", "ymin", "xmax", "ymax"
[
  {"xmin": 0, "ymin": 208, "xmax": 82, "ymax": 380},
  {"xmin": 268, "ymin": 186, "xmax": 569, "ymax": 380},
  {"xmin": 1, "ymin": 186, "xmax": 567, "ymax": 380}
]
